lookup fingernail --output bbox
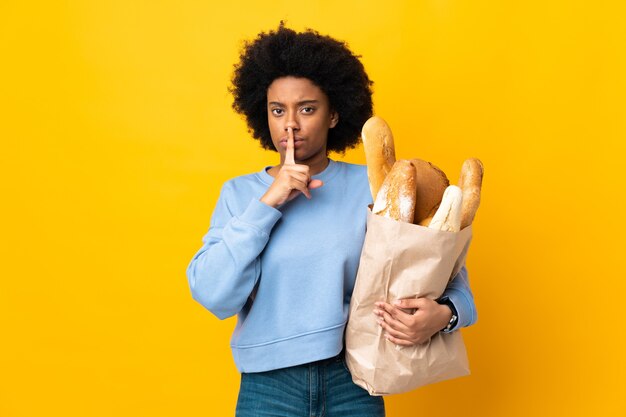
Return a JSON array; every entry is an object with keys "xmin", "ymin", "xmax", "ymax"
[{"xmin": 393, "ymin": 300, "xmax": 402, "ymax": 306}]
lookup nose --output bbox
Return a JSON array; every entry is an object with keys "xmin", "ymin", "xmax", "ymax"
[{"xmin": 285, "ymin": 112, "xmax": 300, "ymax": 133}]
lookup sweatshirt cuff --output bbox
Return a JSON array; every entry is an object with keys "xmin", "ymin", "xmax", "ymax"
[
  {"xmin": 439, "ymin": 288, "xmax": 475, "ymax": 333},
  {"xmin": 236, "ymin": 198, "xmax": 282, "ymax": 236}
]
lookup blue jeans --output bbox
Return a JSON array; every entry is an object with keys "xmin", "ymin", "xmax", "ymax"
[{"xmin": 235, "ymin": 351, "xmax": 385, "ymax": 416}]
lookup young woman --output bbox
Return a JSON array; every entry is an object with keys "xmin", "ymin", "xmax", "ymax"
[{"xmin": 187, "ymin": 23, "xmax": 477, "ymax": 416}]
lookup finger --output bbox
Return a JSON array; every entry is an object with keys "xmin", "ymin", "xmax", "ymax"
[
  {"xmin": 308, "ymin": 179, "xmax": 323, "ymax": 190},
  {"xmin": 384, "ymin": 333, "xmax": 414, "ymax": 347},
  {"xmin": 393, "ymin": 298, "xmax": 421, "ymax": 311},
  {"xmin": 289, "ymin": 178, "xmax": 312, "ymax": 199},
  {"xmin": 285, "ymin": 127, "xmax": 295, "ymax": 165},
  {"xmin": 287, "ymin": 171, "xmax": 310, "ymax": 185},
  {"xmin": 375, "ymin": 307, "xmax": 410, "ymax": 332},
  {"xmin": 375, "ymin": 302, "xmax": 413, "ymax": 327},
  {"xmin": 298, "ymin": 184, "xmax": 312, "ymax": 199},
  {"xmin": 288, "ymin": 172, "xmax": 312, "ymax": 194},
  {"xmin": 377, "ymin": 318, "xmax": 411, "ymax": 340}
]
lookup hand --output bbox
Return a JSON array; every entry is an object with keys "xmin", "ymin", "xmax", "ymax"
[
  {"xmin": 373, "ymin": 297, "xmax": 452, "ymax": 346},
  {"xmin": 260, "ymin": 128, "xmax": 323, "ymax": 208}
]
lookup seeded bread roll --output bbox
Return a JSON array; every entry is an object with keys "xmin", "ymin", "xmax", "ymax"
[
  {"xmin": 372, "ymin": 160, "xmax": 416, "ymax": 223},
  {"xmin": 409, "ymin": 159, "xmax": 450, "ymax": 226},
  {"xmin": 362, "ymin": 116, "xmax": 396, "ymax": 200},
  {"xmin": 458, "ymin": 158, "xmax": 484, "ymax": 229}
]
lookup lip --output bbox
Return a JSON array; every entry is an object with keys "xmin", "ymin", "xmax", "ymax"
[
  {"xmin": 279, "ymin": 138, "xmax": 304, "ymax": 148},
  {"xmin": 280, "ymin": 136, "xmax": 305, "ymax": 142}
]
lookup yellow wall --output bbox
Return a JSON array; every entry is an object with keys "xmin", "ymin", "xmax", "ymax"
[{"xmin": 2, "ymin": 1, "xmax": 625, "ymax": 415}]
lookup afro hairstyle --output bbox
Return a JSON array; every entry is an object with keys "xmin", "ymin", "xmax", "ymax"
[{"xmin": 229, "ymin": 22, "xmax": 374, "ymax": 154}]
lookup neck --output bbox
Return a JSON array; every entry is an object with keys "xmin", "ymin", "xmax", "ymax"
[{"xmin": 271, "ymin": 152, "xmax": 330, "ymax": 177}]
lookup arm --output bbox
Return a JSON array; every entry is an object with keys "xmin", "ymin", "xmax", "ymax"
[
  {"xmin": 438, "ymin": 265, "xmax": 477, "ymax": 332},
  {"xmin": 189, "ymin": 132, "xmax": 325, "ymax": 320},
  {"xmin": 186, "ymin": 182, "xmax": 282, "ymax": 319},
  {"xmin": 373, "ymin": 265, "xmax": 478, "ymax": 346}
]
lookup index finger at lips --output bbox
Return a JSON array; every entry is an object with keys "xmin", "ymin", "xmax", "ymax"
[{"xmin": 285, "ymin": 128, "xmax": 295, "ymax": 165}]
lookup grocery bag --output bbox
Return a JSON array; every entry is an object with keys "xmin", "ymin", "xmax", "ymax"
[{"xmin": 345, "ymin": 207, "xmax": 473, "ymax": 395}]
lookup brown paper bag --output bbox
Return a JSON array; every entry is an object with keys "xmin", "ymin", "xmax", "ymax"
[{"xmin": 345, "ymin": 207, "xmax": 473, "ymax": 395}]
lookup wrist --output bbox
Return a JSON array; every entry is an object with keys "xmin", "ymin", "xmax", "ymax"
[
  {"xmin": 437, "ymin": 298, "xmax": 458, "ymax": 332},
  {"xmin": 439, "ymin": 304, "xmax": 453, "ymax": 328},
  {"xmin": 260, "ymin": 193, "xmax": 279, "ymax": 208}
]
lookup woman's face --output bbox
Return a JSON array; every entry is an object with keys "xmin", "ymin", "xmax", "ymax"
[{"xmin": 266, "ymin": 76, "xmax": 338, "ymax": 164}]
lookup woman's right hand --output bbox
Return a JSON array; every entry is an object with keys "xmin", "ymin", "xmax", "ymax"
[{"xmin": 260, "ymin": 128, "xmax": 324, "ymax": 208}]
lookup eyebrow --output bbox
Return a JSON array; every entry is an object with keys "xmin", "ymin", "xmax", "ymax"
[{"xmin": 268, "ymin": 100, "xmax": 320, "ymax": 106}]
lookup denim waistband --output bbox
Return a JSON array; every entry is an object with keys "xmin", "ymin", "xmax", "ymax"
[{"xmin": 310, "ymin": 349, "xmax": 345, "ymax": 366}]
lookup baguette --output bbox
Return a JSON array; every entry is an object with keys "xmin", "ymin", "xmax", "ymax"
[
  {"xmin": 458, "ymin": 158, "xmax": 484, "ymax": 229},
  {"xmin": 362, "ymin": 116, "xmax": 396, "ymax": 200},
  {"xmin": 372, "ymin": 160, "xmax": 416, "ymax": 223},
  {"xmin": 428, "ymin": 185, "xmax": 463, "ymax": 232}
]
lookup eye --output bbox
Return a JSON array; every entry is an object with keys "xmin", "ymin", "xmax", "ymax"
[
  {"xmin": 301, "ymin": 106, "xmax": 316, "ymax": 114},
  {"xmin": 271, "ymin": 108, "xmax": 284, "ymax": 116}
]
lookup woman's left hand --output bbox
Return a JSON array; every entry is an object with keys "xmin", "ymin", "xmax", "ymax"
[{"xmin": 373, "ymin": 298, "xmax": 452, "ymax": 346}]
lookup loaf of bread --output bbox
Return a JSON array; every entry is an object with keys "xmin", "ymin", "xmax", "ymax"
[
  {"xmin": 372, "ymin": 160, "xmax": 416, "ymax": 223},
  {"xmin": 409, "ymin": 159, "xmax": 450, "ymax": 226},
  {"xmin": 361, "ymin": 115, "xmax": 478, "ymax": 230},
  {"xmin": 428, "ymin": 185, "xmax": 463, "ymax": 232},
  {"xmin": 458, "ymin": 158, "xmax": 484, "ymax": 229},
  {"xmin": 362, "ymin": 116, "xmax": 396, "ymax": 201}
]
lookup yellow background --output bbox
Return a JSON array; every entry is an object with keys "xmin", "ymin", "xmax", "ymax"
[{"xmin": 1, "ymin": 0, "xmax": 625, "ymax": 415}]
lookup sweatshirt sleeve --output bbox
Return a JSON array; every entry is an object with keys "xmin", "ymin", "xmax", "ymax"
[
  {"xmin": 186, "ymin": 182, "xmax": 282, "ymax": 320},
  {"xmin": 439, "ymin": 265, "xmax": 477, "ymax": 332}
]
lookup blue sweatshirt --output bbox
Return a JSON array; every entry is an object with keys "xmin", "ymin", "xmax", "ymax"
[{"xmin": 186, "ymin": 159, "xmax": 477, "ymax": 373}]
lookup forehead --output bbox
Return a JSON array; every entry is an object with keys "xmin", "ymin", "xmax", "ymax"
[{"xmin": 267, "ymin": 76, "xmax": 328, "ymax": 103}]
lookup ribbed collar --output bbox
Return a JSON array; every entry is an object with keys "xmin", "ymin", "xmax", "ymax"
[{"xmin": 257, "ymin": 158, "xmax": 340, "ymax": 186}]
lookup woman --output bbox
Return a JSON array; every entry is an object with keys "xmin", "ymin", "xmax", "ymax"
[{"xmin": 187, "ymin": 23, "xmax": 477, "ymax": 416}]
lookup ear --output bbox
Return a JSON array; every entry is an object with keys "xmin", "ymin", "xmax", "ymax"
[{"xmin": 329, "ymin": 111, "xmax": 339, "ymax": 128}]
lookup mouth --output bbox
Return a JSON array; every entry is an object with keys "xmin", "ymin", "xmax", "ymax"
[
  {"xmin": 279, "ymin": 137, "xmax": 305, "ymax": 148},
  {"xmin": 280, "ymin": 136, "xmax": 305, "ymax": 143}
]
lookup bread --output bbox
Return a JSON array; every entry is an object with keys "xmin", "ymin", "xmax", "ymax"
[
  {"xmin": 362, "ymin": 116, "xmax": 396, "ymax": 200},
  {"xmin": 409, "ymin": 159, "xmax": 450, "ymax": 226},
  {"xmin": 428, "ymin": 185, "xmax": 463, "ymax": 232},
  {"xmin": 458, "ymin": 158, "xmax": 484, "ymax": 228},
  {"xmin": 372, "ymin": 160, "xmax": 416, "ymax": 223}
]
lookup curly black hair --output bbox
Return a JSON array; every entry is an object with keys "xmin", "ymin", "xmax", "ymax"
[{"xmin": 229, "ymin": 22, "xmax": 374, "ymax": 153}]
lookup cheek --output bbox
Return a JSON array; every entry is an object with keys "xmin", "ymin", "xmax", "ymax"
[
  {"xmin": 310, "ymin": 117, "xmax": 329, "ymax": 133},
  {"xmin": 267, "ymin": 119, "xmax": 281, "ymax": 139},
  {"xmin": 315, "ymin": 119, "xmax": 332, "ymax": 140}
]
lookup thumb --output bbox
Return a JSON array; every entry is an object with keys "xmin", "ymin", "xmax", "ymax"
[{"xmin": 308, "ymin": 179, "xmax": 324, "ymax": 190}]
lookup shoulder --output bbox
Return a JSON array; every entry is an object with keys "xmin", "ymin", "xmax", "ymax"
[
  {"xmin": 332, "ymin": 161, "xmax": 372, "ymax": 202},
  {"xmin": 221, "ymin": 169, "xmax": 267, "ymax": 192},
  {"xmin": 334, "ymin": 161, "xmax": 368, "ymax": 187},
  {"xmin": 334, "ymin": 160, "xmax": 367, "ymax": 177},
  {"xmin": 216, "ymin": 169, "xmax": 268, "ymax": 209}
]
